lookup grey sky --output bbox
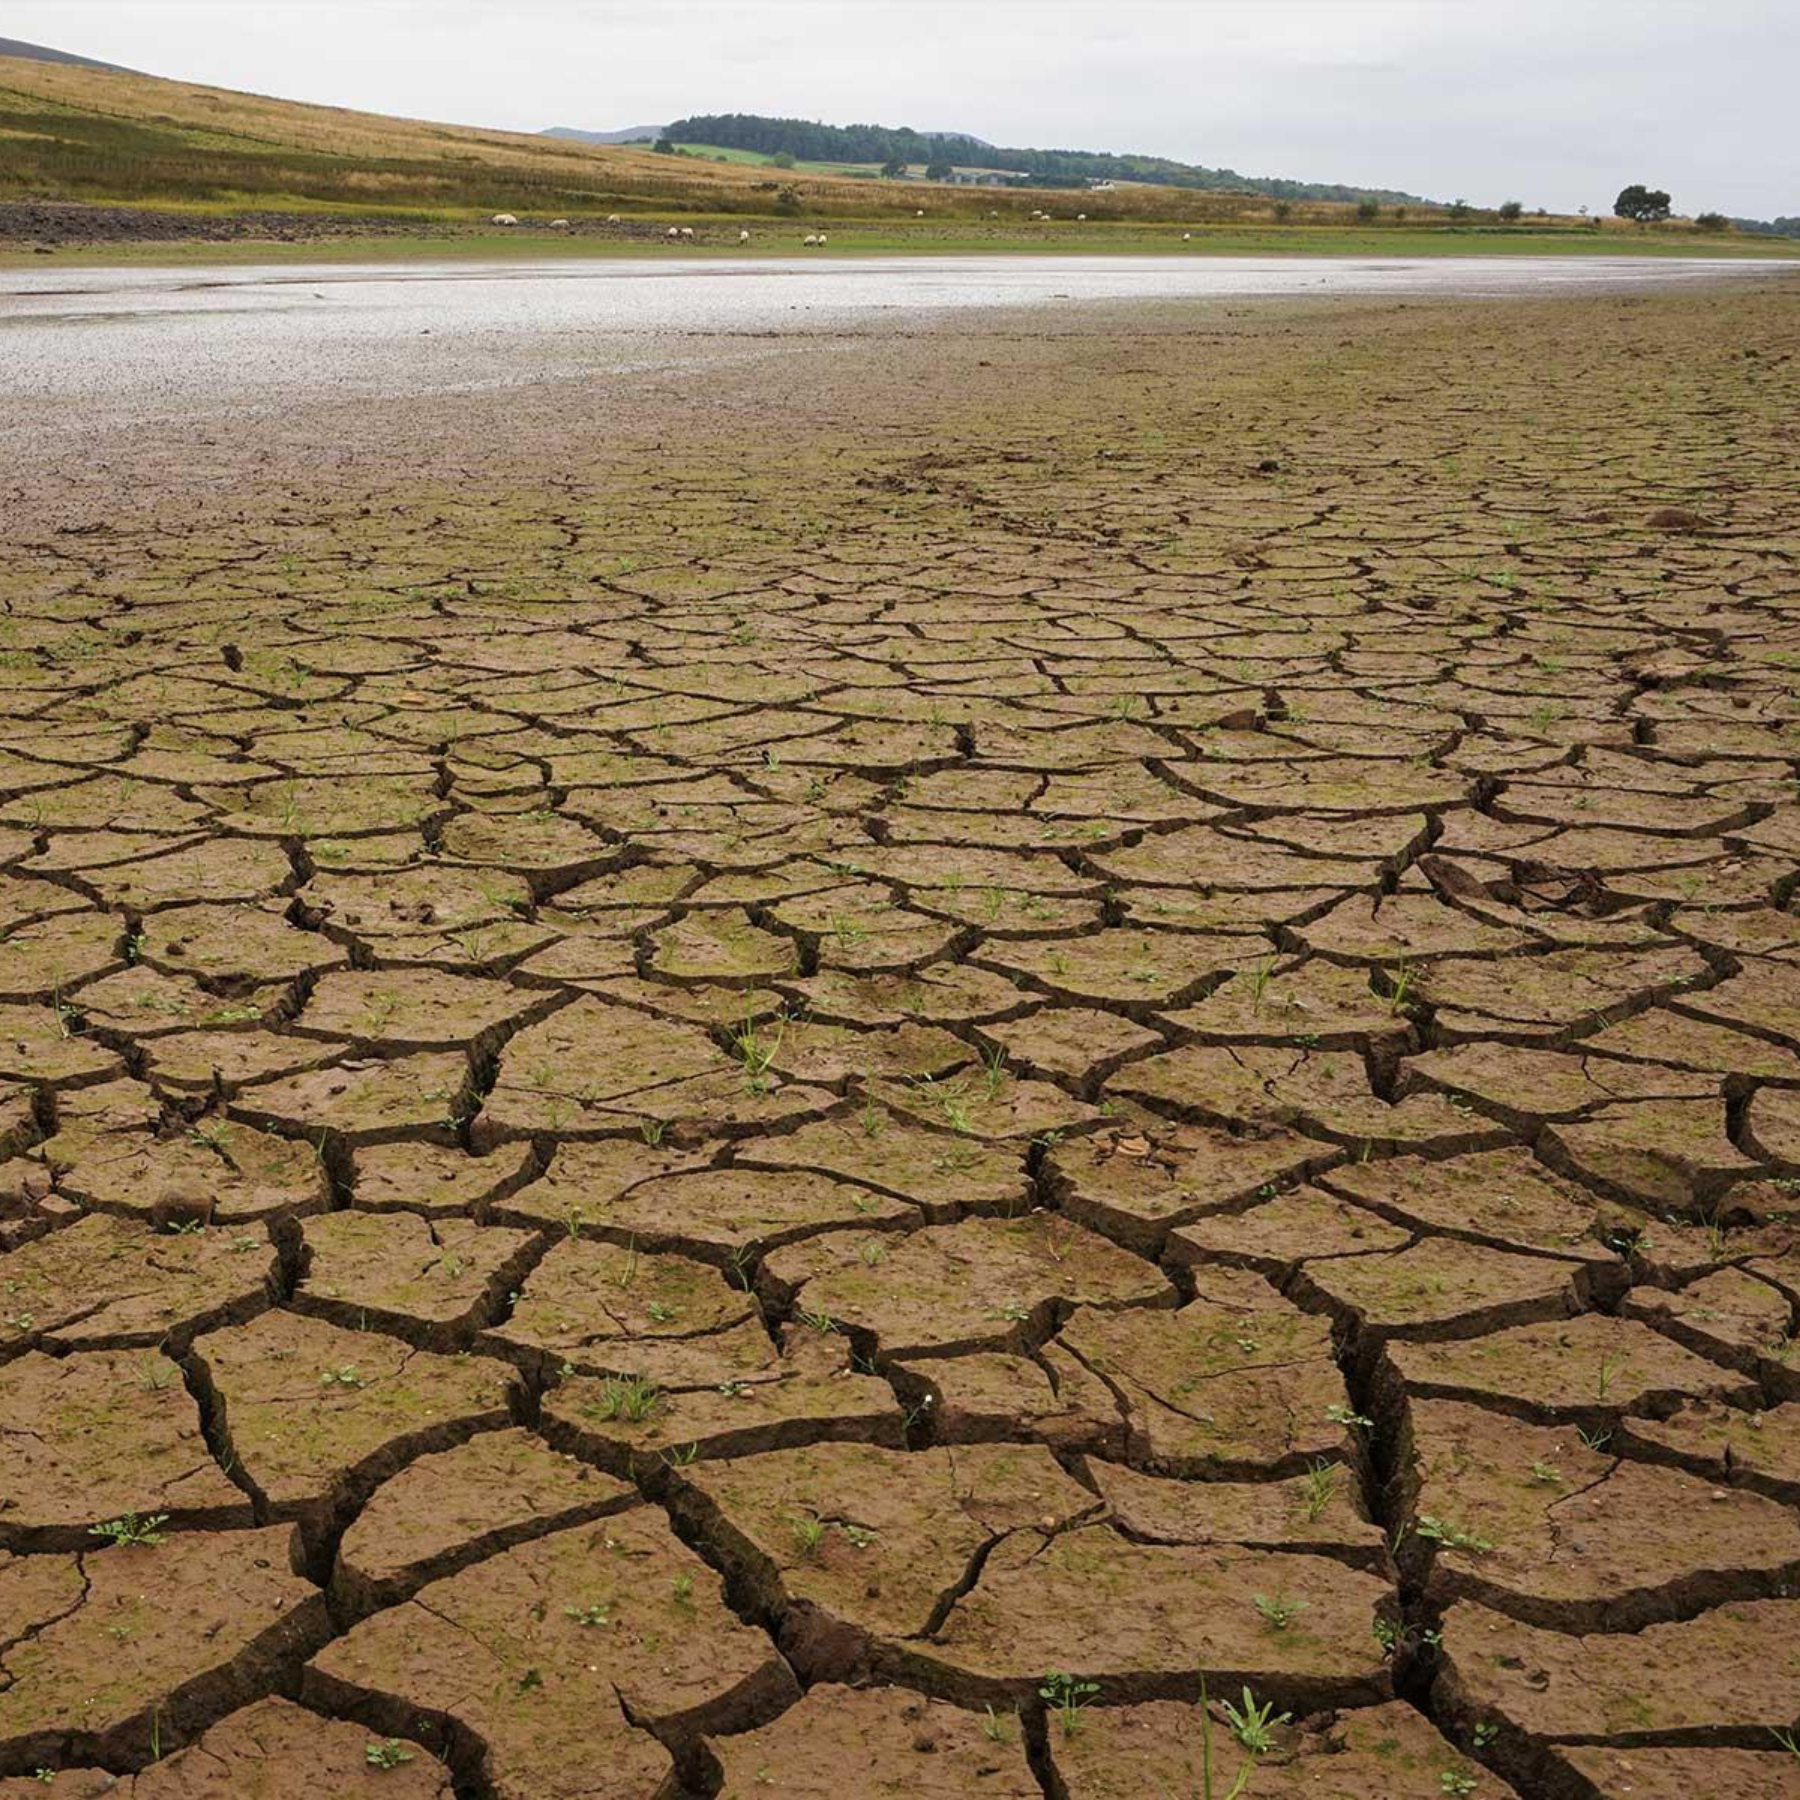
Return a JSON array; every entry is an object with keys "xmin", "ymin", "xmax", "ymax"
[{"xmin": 11, "ymin": 0, "xmax": 1797, "ymax": 215}]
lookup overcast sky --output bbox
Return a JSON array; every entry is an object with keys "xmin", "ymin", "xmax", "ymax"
[{"xmin": 11, "ymin": 0, "xmax": 1796, "ymax": 215}]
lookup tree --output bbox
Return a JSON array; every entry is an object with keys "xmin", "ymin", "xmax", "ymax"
[
  {"xmin": 1498, "ymin": 200, "xmax": 1524, "ymax": 222},
  {"xmin": 1356, "ymin": 198, "xmax": 1380, "ymax": 221},
  {"xmin": 1448, "ymin": 198, "xmax": 1471, "ymax": 220},
  {"xmin": 652, "ymin": 137, "xmax": 675, "ymax": 155},
  {"xmin": 880, "ymin": 157, "xmax": 906, "ymax": 179},
  {"xmin": 1614, "ymin": 184, "xmax": 1672, "ymax": 223},
  {"xmin": 923, "ymin": 159, "xmax": 953, "ymax": 182},
  {"xmin": 1695, "ymin": 211, "xmax": 1729, "ymax": 232},
  {"xmin": 769, "ymin": 150, "xmax": 795, "ymax": 169}
]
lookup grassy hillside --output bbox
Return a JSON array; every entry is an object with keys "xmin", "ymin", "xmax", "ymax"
[
  {"xmin": 0, "ymin": 52, "xmax": 1518, "ymax": 229},
  {"xmin": 0, "ymin": 50, "xmax": 1784, "ymax": 260}
]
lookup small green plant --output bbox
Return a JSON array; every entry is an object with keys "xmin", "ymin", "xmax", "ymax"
[
  {"xmin": 1252, "ymin": 1592, "xmax": 1306, "ymax": 1632},
  {"xmin": 1038, "ymin": 1670, "xmax": 1099, "ymax": 1738},
  {"xmin": 587, "ymin": 1375, "xmax": 661, "ymax": 1423},
  {"xmin": 1596, "ymin": 1351, "xmax": 1627, "ymax": 1401},
  {"xmin": 1298, "ymin": 1460, "xmax": 1340, "ymax": 1521},
  {"xmin": 138, "ymin": 1359, "xmax": 178, "ymax": 1392},
  {"xmin": 365, "ymin": 1739, "xmax": 416, "ymax": 1769},
  {"xmin": 563, "ymin": 1602, "xmax": 612, "ymax": 1628},
  {"xmin": 90, "ymin": 1512, "xmax": 168, "ymax": 1549},
  {"xmin": 1529, "ymin": 1461, "xmax": 1562, "ymax": 1487},
  {"xmin": 789, "ymin": 1514, "xmax": 827, "ymax": 1559},
  {"xmin": 1220, "ymin": 1686, "xmax": 1290, "ymax": 1754},
  {"xmin": 672, "ymin": 1571, "xmax": 695, "ymax": 1607},
  {"xmin": 732, "ymin": 1008, "xmax": 788, "ymax": 1090},
  {"xmin": 1326, "ymin": 1403, "xmax": 1374, "ymax": 1434},
  {"xmin": 1197, "ymin": 1671, "xmax": 1259, "ymax": 1800},
  {"xmin": 1384, "ymin": 962, "xmax": 1414, "ymax": 1014},
  {"xmin": 1773, "ymin": 1726, "xmax": 1800, "ymax": 1760},
  {"xmin": 1245, "ymin": 956, "xmax": 1277, "ymax": 1010},
  {"xmin": 1439, "ymin": 1773, "xmax": 1478, "ymax": 1797},
  {"xmin": 980, "ymin": 1704, "xmax": 1014, "ymax": 1745},
  {"xmin": 319, "ymin": 1365, "xmax": 367, "ymax": 1389},
  {"xmin": 1473, "ymin": 1721, "xmax": 1499, "ymax": 1749},
  {"xmin": 1416, "ymin": 1515, "xmax": 1495, "ymax": 1554}
]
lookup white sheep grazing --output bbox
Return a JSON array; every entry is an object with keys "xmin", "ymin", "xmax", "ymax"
[
  {"xmin": 490, "ymin": 213, "xmax": 518, "ymax": 227},
  {"xmin": 606, "ymin": 214, "xmax": 621, "ymax": 225},
  {"xmin": 666, "ymin": 226, "xmax": 681, "ymax": 239},
  {"xmin": 1182, "ymin": 231, "xmax": 1192, "ymax": 241},
  {"xmin": 679, "ymin": 226, "xmax": 695, "ymax": 239},
  {"xmin": 738, "ymin": 229, "xmax": 751, "ymax": 243},
  {"xmin": 803, "ymin": 233, "xmax": 820, "ymax": 247},
  {"xmin": 817, "ymin": 231, "xmax": 829, "ymax": 245},
  {"xmin": 550, "ymin": 218, "xmax": 570, "ymax": 230},
  {"xmin": 915, "ymin": 209, "xmax": 925, "ymax": 217},
  {"xmin": 1077, "ymin": 212, "xmax": 1087, "ymax": 221}
]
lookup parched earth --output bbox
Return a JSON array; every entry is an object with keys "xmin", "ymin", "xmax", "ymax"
[{"xmin": 1, "ymin": 279, "xmax": 1798, "ymax": 1797}]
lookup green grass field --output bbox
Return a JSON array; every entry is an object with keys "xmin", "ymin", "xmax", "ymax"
[
  {"xmin": 672, "ymin": 142, "xmax": 883, "ymax": 177},
  {"xmin": 6, "ymin": 216, "xmax": 1794, "ymax": 271}
]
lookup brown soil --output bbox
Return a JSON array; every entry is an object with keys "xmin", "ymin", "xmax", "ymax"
[{"xmin": 2, "ymin": 277, "xmax": 1797, "ymax": 1794}]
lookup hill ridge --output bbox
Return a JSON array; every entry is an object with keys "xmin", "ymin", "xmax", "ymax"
[{"xmin": 0, "ymin": 36, "xmax": 136, "ymax": 74}]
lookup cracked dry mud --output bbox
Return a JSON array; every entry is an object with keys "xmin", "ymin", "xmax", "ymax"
[{"xmin": 1, "ymin": 277, "xmax": 1797, "ymax": 1798}]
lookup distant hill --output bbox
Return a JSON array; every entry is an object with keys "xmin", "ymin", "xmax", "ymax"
[
  {"xmin": 657, "ymin": 111, "xmax": 1425, "ymax": 204},
  {"xmin": 544, "ymin": 125, "xmax": 665, "ymax": 146},
  {"xmin": 0, "ymin": 36, "xmax": 136, "ymax": 73}
]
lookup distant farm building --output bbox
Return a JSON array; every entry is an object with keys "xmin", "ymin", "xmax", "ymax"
[{"xmin": 944, "ymin": 168, "xmax": 1033, "ymax": 187}]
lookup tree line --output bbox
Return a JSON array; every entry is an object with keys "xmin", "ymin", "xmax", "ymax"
[{"xmin": 660, "ymin": 113, "xmax": 1422, "ymax": 204}]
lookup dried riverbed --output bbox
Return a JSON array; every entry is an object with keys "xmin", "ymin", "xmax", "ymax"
[{"xmin": 0, "ymin": 272, "xmax": 1798, "ymax": 1798}]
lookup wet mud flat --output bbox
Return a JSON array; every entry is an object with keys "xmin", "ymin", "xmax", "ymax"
[{"xmin": 0, "ymin": 278, "xmax": 1798, "ymax": 1797}]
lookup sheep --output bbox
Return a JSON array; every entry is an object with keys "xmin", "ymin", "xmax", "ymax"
[
  {"xmin": 738, "ymin": 229, "xmax": 751, "ymax": 244},
  {"xmin": 666, "ymin": 226, "xmax": 681, "ymax": 239},
  {"xmin": 1077, "ymin": 212, "xmax": 1087, "ymax": 221},
  {"xmin": 490, "ymin": 213, "xmax": 518, "ymax": 227},
  {"xmin": 803, "ymin": 233, "xmax": 820, "ymax": 247},
  {"xmin": 679, "ymin": 226, "xmax": 695, "ymax": 240},
  {"xmin": 915, "ymin": 209, "xmax": 925, "ymax": 217},
  {"xmin": 550, "ymin": 218, "xmax": 570, "ymax": 230},
  {"xmin": 605, "ymin": 214, "xmax": 621, "ymax": 225},
  {"xmin": 817, "ymin": 231, "xmax": 829, "ymax": 246},
  {"xmin": 1182, "ymin": 231, "xmax": 1192, "ymax": 241}
]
